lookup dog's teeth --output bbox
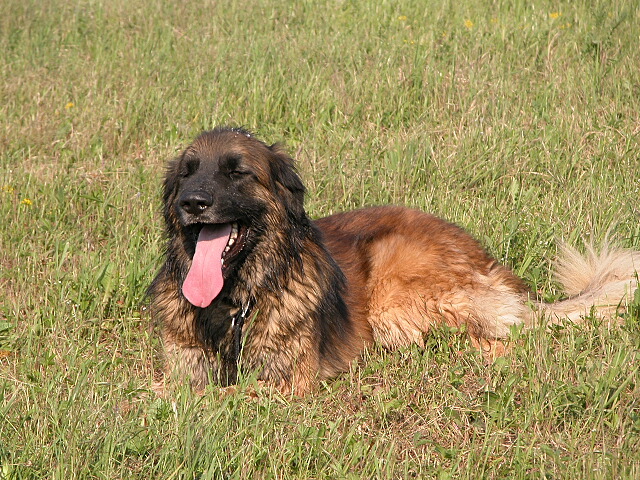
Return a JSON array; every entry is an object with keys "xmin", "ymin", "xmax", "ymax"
[{"xmin": 227, "ymin": 223, "xmax": 239, "ymax": 248}]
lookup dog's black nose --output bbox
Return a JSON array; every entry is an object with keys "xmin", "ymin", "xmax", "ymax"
[{"xmin": 179, "ymin": 191, "xmax": 213, "ymax": 215}]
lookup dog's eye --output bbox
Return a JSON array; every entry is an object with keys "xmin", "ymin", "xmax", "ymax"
[
  {"xmin": 228, "ymin": 170, "xmax": 250, "ymax": 180},
  {"xmin": 181, "ymin": 158, "xmax": 200, "ymax": 177},
  {"xmin": 222, "ymin": 154, "xmax": 250, "ymax": 180}
]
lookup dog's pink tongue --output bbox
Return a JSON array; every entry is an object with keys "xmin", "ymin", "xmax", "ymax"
[{"xmin": 182, "ymin": 224, "xmax": 232, "ymax": 308}]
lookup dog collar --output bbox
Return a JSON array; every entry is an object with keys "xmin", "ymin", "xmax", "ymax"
[{"xmin": 231, "ymin": 300, "xmax": 253, "ymax": 364}]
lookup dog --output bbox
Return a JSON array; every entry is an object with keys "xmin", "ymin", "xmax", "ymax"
[{"xmin": 148, "ymin": 127, "xmax": 639, "ymax": 395}]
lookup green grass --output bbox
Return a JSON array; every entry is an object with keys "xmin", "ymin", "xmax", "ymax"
[{"xmin": 1, "ymin": 0, "xmax": 640, "ymax": 478}]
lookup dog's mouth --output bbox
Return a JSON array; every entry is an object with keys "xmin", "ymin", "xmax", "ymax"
[{"xmin": 182, "ymin": 222, "xmax": 248, "ymax": 308}]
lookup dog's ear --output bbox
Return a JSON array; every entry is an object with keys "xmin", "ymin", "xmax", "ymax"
[
  {"xmin": 163, "ymin": 158, "xmax": 180, "ymax": 202},
  {"xmin": 268, "ymin": 144, "xmax": 306, "ymax": 220},
  {"xmin": 162, "ymin": 157, "xmax": 182, "ymax": 231}
]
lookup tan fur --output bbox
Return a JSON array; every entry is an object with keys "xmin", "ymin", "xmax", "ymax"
[
  {"xmin": 535, "ymin": 243, "xmax": 639, "ymax": 324},
  {"xmin": 323, "ymin": 208, "xmax": 639, "ymax": 349},
  {"xmin": 316, "ymin": 206, "xmax": 535, "ymax": 350}
]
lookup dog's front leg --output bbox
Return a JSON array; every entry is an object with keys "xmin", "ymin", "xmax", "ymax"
[{"xmin": 161, "ymin": 341, "xmax": 220, "ymax": 392}]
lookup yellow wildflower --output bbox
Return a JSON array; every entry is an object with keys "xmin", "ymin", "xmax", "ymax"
[
  {"xmin": 2, "ymin": 185, "xmax": 14, "ymax": 194},
  {"xmin": 21, "ymin": 198, "xmax": 33, "ymax": 206},
  {"xmin": 464, "ymin": 19, "xmax": 474, "ymax": 30},
  {"xmin": 398, "ymin": 15, "xmax": 408, "ymax": 21},
  {"xmin": 549, "ymin": 12, "xmax": 561, "ymax": 19},
  {"xmin": 65, "ymin": 102, "xmax": 74, "ymax": 110}
]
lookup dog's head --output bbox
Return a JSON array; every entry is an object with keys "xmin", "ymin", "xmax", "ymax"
[{"xmin": 162, "ymin": 127, "xmax": 306, "ymax": 307}]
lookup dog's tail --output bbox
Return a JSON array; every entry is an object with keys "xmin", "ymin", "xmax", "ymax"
[{"xmin": 533, "ymin": 242, "xmax": 639, "ymax": 324}]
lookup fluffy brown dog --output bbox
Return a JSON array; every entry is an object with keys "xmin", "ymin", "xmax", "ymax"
[{"xmin": 149, "ymin": 127, "xmax": 639, "ymax": 394}]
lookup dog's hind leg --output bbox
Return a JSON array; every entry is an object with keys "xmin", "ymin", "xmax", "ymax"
[
  {"xmin": 366, "ymin": 267, "xmax": 530, "ymax": 354},
  {"xmin": 363, "ymin": 230, "xmax": 532, "ymax": 352}
]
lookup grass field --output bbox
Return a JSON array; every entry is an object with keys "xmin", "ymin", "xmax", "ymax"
[{"xmin": 1, "ymin": 0, "xmax": 640, "ymax": 478}]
